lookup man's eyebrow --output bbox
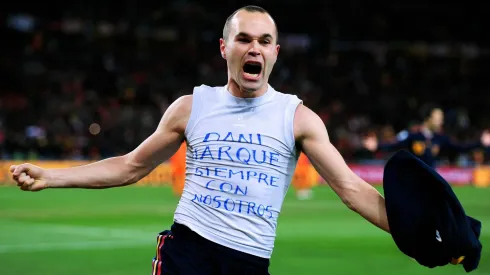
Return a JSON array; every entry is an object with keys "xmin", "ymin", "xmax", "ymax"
[{"xmin": 235, "ymin": 32, "xmax": 274, "ymax": 39}]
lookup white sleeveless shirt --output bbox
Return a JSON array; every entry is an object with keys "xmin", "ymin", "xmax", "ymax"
[{"xmin": 173, "ymin": 84, "xmax": 302, "ymax": 258}]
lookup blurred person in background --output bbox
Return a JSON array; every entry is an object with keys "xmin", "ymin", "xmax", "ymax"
[
  {"xmin": 169, "ymin": 142, "xmax": 186, "ymax": 197},
  {"xmin": 291, "ymin": 152, "xmax": 318, "ymax": 200},
  {"xmin": 363, "ymin": 104, "xmax": 490, "ymax": 167}
]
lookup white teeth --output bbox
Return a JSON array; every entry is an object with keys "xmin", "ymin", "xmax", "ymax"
[{"xmin": 244, "ymin": 72, "xmax": 259, "ymax": 78}]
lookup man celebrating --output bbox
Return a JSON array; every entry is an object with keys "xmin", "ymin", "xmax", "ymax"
[
  {"xmin": 363, "ymin": 105, "xmax": 490, "ymax": 167},
  {"xmin": 11, "ymin": 6, "xmax": 390, "ymax": 274}
]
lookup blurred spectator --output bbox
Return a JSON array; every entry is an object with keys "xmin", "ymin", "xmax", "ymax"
[{"xmin": 1, "ymin": 1, "xmax": 490, "ymax": 167}]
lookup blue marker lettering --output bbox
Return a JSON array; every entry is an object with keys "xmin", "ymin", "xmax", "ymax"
[
  {"xmin": 195, "ymin": 167, "xmax": 203, "ymax": 176},
  {"xmin": 234, "ymin": 185, "xmax": 247, "ymax": 196},
  {"xmin": 213, "ymin": 196, "xmax": 222, "ymax": 208},
  {"xmin": 266, "ymin": 206, "xmax": 273, "ymax": 219},
  {"xmin": 203, "ymin": 195, "xmax": 212, "ymax": 205},
  {"xmin": 203, "ymin": 132, "xmax": 220, "ymax": 142},
  {"xmin": 214, "ymin": 168, "xmax": 227, "ymax": 178},
  {"xmin": 269, "ymin": 176, "xmax": 279, "ymax": 187},
  {"xmin": 252, "ymin": 150, "xmax": 267, "ymax": 164},
  {"xmin": 238, "ymin": 134, "xmax": 252, "ymax": 144},
  {"xmin": 205, "ymin": 180, "xmax": 216, "ymax": 191},
  {"xmin": 247, "ymin": 202, "xmax": 256, "ymax": 214},
  {"xmin": 223, "ymin": 132, "xmax": 235, "ymax": 142},
  {"xmin": 269, "ymin": 152, "xmax": 280, "ymax": 166},
  {"xmin": 229, "ymin": 169, "xmax": 244, "ymax": 180},
  {"xmin": 219, "ymin": 182, "xmax": 233, "ymax": 193},
  {"xmin": 258, "ymin": 173, "xmax": 268, "ymax": 185},
  {"xmin": 191, "ymin": 194, "xmax": 203, "ymax": 203},
  {"xmin": 257, "ymin": 204, "xmax": 266, "ymax": 216},
  {"xmin": 224, "ymin": 199, "xmax": 235, "ymax": 211},
  {"xmin": 257, "ymin": 133, "xmax": 263, "ymax": 145},
  {"xmin": 236, "ymin": 200, "xmax": 245, "ymax": 213},
  {"xmin": 218, "ymin": 146, "xmax": 234, "ymax": 162},
  {"xmin": 236, "ymin": 148, "xmax": 251, "ymax": 164},
  {"xmin": 200, "ymin": 146, "xmax": 214, "ymax": 160},
  {"xmin": 246, "ymin": 171, "xmax": 257, "ymax": 181}
]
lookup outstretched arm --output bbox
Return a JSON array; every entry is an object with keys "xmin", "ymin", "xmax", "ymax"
[
  {"xmin": 442, "ymin": 131, "xmax": 490, "ymax": 153},
  {"xmin": 11, "ymin": 95, "xmax": 192, "ymax": 191},
  {"xmin": 294, "ymin": 104, "xmax": 390, "ymax": 233},
  {"xmin": 363, "ymin": 130, "xmax": 411, "ymax": 153},
  {"xmin": 377, "ymin": 137, "xmax": 411, "ymax": 151}
]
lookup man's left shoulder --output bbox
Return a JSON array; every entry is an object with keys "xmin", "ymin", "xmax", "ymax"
[
  {"xmin": 271, "ymin": 87, "xmax": 300, "ymax": 99},
  {"xmin": 292, "ymin": 104, "xmax": 326, "ymax": 142},
  {"xmin": 270, "ymin": 88, "xmax": 303, "ymax": 107}
]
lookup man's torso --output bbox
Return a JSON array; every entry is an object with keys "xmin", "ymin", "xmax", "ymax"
[{"xmin": 173, "ymin": 84, "xmax": 302, "ymax": 258}]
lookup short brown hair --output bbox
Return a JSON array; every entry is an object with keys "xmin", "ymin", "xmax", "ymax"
[{"xmin": 222, "ymin": 5, "xmax": 278, "ymax": 41}]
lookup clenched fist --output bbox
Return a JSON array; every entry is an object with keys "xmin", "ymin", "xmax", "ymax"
[{"xmin": 10, "ymin": 163, "xmax": 49, "ymax": 191}]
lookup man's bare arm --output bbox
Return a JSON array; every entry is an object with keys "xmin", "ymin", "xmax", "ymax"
[
  {"xmin": 294, "ymin": 104, "xmax": 390, "ymax": 233},
  {"xmin": 11, "ymin": 95, "xmax": 192, "ymax": 191}
]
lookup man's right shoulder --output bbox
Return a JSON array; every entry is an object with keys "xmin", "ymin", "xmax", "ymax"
[
  {"xmin": 159, "ymin": 94, "xmax": 193, "ymax": 136},
  {"xmin": 173, "ymin": 94, "xmax": 193, "ymax": 111},
  {"xmin": 166, "ymin": 84, "xmax": 223, "ymax": 129},
  {"xmin": 168, "ymin": 94, "xmax": 193, "ymax": 120}
]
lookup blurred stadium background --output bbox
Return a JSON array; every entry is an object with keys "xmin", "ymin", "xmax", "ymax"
[{"xmin": 1, "ymin": 1, "xmax": 489, "ymax": 274}]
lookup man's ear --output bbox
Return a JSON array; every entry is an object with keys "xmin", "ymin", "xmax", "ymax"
[{"xmin": 219, "ymin": 38, "xmax": 227, "ymax": 59}]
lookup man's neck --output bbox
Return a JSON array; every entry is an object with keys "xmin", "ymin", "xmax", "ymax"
[{"xmin": 227, "ymin": 79, "xmax": 268, "ymax": 98}]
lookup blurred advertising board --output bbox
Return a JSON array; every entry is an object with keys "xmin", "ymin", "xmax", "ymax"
[{"xmin": 0, "ymin": 161, "xmax": 488, "ymax": 187}]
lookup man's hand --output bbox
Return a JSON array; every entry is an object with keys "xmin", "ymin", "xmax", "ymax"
[
  {"xmin": 362, "ymin": 135, "xmax": 378, "ymax": 152},
  {"xmin": 10, "ymin": 164, "xmax": 49, "ymax": 191},
  {"xmin": 480, "ymin": 130, "xmax": 490, "ymax": 147}
]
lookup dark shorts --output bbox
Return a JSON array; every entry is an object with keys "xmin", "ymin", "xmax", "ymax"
[{"xmin": 151, "ymin": 223, "xmax": 270, "ymax": 275}]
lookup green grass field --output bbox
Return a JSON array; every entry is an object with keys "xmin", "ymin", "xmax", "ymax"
[{"xmin": 0, "ymin": 185, "xmax": 488, "ymax": 275}]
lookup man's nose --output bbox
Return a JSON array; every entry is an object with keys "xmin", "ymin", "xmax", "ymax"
[{"xmin": 248, "ymin": 41, "xmax": 261, "ymax": 57}]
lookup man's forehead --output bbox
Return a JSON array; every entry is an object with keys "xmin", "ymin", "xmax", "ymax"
[{"xmin": 229, "ymin": 11, "xmax": 277, "ymax": 38}]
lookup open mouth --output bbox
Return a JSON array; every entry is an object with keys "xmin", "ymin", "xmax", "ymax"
[{"xmin": 242, "ymin": 61, "xmax": 262, "ymax": 80}]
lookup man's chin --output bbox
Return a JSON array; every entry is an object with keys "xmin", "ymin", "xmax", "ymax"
[{"xmin": 239, "ymin": 80, "xmax": 264, "ymax": 93}]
